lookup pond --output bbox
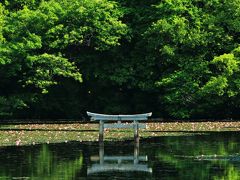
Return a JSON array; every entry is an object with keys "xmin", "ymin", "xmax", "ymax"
[{"xmin": 0, "ymin": 132, "xmax": 240, "ymax": 179}]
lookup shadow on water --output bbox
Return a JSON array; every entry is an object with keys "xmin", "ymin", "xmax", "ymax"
[{"xmin": 0, "ymin": 132, "xmax": 240, "ymax": 179}]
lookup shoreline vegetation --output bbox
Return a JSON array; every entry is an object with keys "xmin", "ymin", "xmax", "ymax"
[
  {"xmin": 0, "ymin": 122, "xmax": 240, "ymax": 147},
  {"xmin": 1, "ymin": 1, "xmax": 240, "ymax": 120}
]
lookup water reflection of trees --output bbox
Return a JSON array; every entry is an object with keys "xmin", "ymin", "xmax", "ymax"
[
  {"xmin": 0, "ymin": 144, "xmax": 83, "ymax": 179},
  {"xmin": 0, "ymin": 133, "xmax": 240, "ymax": 179},
  {"xmin": 153, "ymin": 133, "xmax": 240, "ymax": 179}
]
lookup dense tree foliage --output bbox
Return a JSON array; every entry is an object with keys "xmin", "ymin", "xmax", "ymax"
[
  {"xmin": 0, "ymin": 0, "xmax": 240, "ymax": 119},
  {"xmin": 145, "ymin": 0, "xmax": 240, "ymax": 118}
]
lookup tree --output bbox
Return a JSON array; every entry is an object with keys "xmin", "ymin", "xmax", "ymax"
[
  {"xmin": 0, "ymin": 0, "xmax": 128, "ymax": 117},
  {"xmin": 144, "ymin": 0, "xmax": 240, "ymax": 118}
]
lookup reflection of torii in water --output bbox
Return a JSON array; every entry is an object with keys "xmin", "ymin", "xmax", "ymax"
[{"xmin": 87, "ymin": 142, "xmax": 152, "ymax": 174}]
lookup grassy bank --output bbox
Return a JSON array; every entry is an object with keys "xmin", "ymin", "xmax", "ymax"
[{"xmin": 0, "ymin": 122, "xmax": 240, "ymax": 146}]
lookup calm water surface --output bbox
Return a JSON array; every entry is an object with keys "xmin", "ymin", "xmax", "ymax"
[{"xmin": 0, "ymin": 132, "xmax": 240, "ymax": 179}]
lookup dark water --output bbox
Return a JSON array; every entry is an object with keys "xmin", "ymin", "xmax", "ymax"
[{"xmin": 1, "ymin": 132, "xmax": 240, "ymax": 179}]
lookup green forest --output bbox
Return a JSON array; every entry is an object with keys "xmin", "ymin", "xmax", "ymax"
[{"xmin": 0, "ymin": 0, "xmax": 240, "ymax": 120}]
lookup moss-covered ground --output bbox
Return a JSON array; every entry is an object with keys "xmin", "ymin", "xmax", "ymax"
[{"xmin": 1, "ymin": 121, "xmax": 240, "ymax": 146}]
